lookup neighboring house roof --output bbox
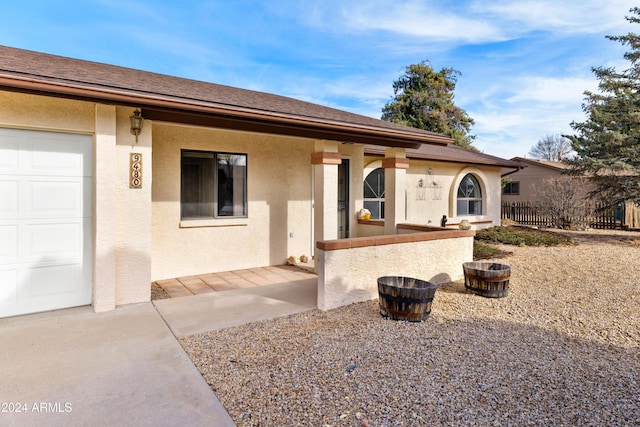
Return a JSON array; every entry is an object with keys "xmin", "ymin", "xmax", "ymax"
[
  {"xmin": 0, "ymin": 45, "xmax": 453, "ymax": 149},
  {"xmin": 510, "ymin": 157, "xmax": 639, "ymax": 179},
  {"xmin": 510, "ymin": 157, "xmax": 569, "ymax": 171},
  {"xmin": 365, "ymin": 143, "xmax": 521, "ymax": 170}
]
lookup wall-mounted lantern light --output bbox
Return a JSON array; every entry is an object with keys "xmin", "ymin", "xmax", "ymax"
[{"xmin": 129, "ymin": 109, "xmax": 144, "ymax": 142}]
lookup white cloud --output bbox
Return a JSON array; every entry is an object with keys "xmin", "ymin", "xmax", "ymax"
[
  {"xmin": 505, "ymin": 76, "xmax": 598, "ymax": 104},
  {"xmin": 282, "ymin": 0, "xmax": 635, "ymax": 47},
  {"xmin": 280, "ymin": 0, "xmax": 507, "ymax": 43},
  {"xmin": 473, "ymin": 0, "xmax": 635, "ymax": 35},
  {"xmin": 342, "ymin": 1, "xmax": 505, "ymax": 43},
  {"xmin": 468, "ymin": 76, "xmax": 594, "ymax": 159}
]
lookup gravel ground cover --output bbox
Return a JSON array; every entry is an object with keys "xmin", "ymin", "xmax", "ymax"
[{"xmin": 180, "ymin": 229, "xmax": 640, "ymax": 426}]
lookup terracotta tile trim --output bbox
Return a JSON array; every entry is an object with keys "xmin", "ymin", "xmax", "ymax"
[
  {"xmin": 311, "ymin": 151, "xmax": 342, "ymax": 165},
  {"xmin": 316, "ymin": 229, "xmax": 475, "ymax": 251},
  {"xmin": 445, "ymin": 220, "xmax": 494, "ymax": 226},
  {"xmin": 357, "ymin": 219, "xmax": 384, "ymax": 226},
  {"xmin": 381, "ymin": 157, "xmax": 409, "ymax": 169},
  {"xmin": 397, "ymin": 223, "xmax": 446, "ymax": 232}
]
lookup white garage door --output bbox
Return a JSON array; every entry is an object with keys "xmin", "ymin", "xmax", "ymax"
[{"xmin": 0, "ymin": 129, "xmax": 92, "ymax": 318}]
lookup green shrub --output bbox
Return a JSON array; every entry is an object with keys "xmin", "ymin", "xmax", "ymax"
[
  {"xmin": 475, "ymin": 226, "xmax": 573, "ymax": 247},
  {"xmin": 473, "ymin": 241, "xmax": 510, "ymax": 260}
]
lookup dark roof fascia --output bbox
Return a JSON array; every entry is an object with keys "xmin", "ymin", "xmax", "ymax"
[
  {"xmin": 0, "ymin": 77, "xmax": 431, "ymax": 148},
  {"xmin": 510, "ymin": 157, "xmax": 567, "ymax": 171},
  {"xmin": 364, "ymin": 145, "xmax": 521, "ymax": 169},
  {"xmin": 0, "ymin": 48, "xmax": 455, "ymax": 149}
]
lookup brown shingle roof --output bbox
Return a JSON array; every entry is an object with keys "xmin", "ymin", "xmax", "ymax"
[
  {"xmin": 510, "ymin": 157, "xmax": 569, "ymax": 170},
  {"xmin": 0, "ymin": 45, "xmax": 452, "ymax": 148},
  {"xmin": 365, "ymin": 143, "xmax": 521, "ymax": 169}
]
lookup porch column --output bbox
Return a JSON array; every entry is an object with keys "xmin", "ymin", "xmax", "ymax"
[
  {"xmin": 383, "ymin": 147, "xmax": 409, "ymax": 235},
  {"xmin": 93, "ymin": 104, "xmax": 117, "ymax": 312},
  {"xmin": 312, "ymin": 141, "xmax": 341, "ymax": 244},
  {"xmin": 114, "ymin": 106, "xmax": 152, "ymax": 305}
]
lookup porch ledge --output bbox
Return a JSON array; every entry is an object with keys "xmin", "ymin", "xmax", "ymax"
[
  {"xmin": 316, "ymin": 229, "xmax": 475, "ymax": 251},
  {"xmin": 357, "ymin": 219, "xmax": 384, "ymax": 226},
  {"xmin": 397, "ymin": 223, "xmax": 447, "ymax": 232},
  {"xmin": 179, "ymin": 218, "xmax": 249, "ymax": 228},
  {"xmin": 444, "ymin": 220, "xmax": 493, "ymax": 227}
]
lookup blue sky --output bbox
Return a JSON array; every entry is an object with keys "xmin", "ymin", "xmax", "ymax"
[{"xmin": 1, "ymin": 0, "xmax": 635, "ymax": 159}]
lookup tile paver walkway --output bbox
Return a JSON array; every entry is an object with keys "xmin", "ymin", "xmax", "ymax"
[{"xmin": 155, "ymin": 264, "xmax": 316, "ymax": 298}]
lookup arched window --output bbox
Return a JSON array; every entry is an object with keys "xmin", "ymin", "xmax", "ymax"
[
  {"xmin": 457, "ymin": 174, "xmax": 482, "ymax": 215},
  {"xmin": 363, "ymin": 168, "xmax": 385, "ymax": 219}
]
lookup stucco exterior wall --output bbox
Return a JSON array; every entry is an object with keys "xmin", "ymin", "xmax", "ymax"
[
  {"xmin": 0, "ymin": 91, "xmax": 95, "ymax": 133},
  {"xmin": 151, "ymin": 123, "xmax": 315, "ymax": 280},
  {"xmin": 0, "ymin": 91, "xmax": 152, "ymax": 312},
  {"xmin": 114, "ymin": 106, "xmax": 152, "ymax": 305},
  {"xmin": 364, "ymin": 155, "xmax": 502, "ymax": 230},
  {"xmin": 316, "ymin": 232, "xmax": 474, "ymax": 310}
]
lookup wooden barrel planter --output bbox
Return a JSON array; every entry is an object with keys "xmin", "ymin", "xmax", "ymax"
[
  {"xmin": 377, "ymin": 276, "xmax": 437, "ymax": 322},
  {"xmin": 462, "ymin": 262, "xmax": 511, "ymax": 298}
]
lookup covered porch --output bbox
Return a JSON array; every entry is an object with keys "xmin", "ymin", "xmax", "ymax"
[{"xmin": 0, "ymin": 45, "xmax": 472, "ymax": 317}]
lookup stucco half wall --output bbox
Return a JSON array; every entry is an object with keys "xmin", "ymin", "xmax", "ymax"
[{"xmin": 315, "ymin": 230, "xmax": 474, "ymax": 311}]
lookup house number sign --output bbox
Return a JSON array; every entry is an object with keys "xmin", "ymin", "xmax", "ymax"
[{"xmin": 129, "ymin": 153, "xmax": 142, "ymax": 189}]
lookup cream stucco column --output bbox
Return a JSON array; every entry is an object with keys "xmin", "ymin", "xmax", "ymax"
[
  {"xmin": 114, "ymin": 106, "xmax": 152, "ymax": 305},
  {"xmin": 383, "ymin": 147, "xmax": 408, "ymax": 235},
  {"xmin": 93, "ymin": 104, "xmax": 117, "ymax": 312},
  {"xmin": 312, "ymin": 141, "xmax": 341, "ymax": 245}
]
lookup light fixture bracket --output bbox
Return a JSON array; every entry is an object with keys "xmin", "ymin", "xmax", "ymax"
[{"xmin": 130, "ymin": 109, "xmax": 144, "ymax": 142}]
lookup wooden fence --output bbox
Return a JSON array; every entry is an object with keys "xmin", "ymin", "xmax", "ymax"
[{"xmin": 501, "ymin": 201, "xmax": 624, "ymax": 229}]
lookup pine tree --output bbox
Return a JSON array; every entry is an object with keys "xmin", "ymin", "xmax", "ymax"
[
  {"xmin": 566, "ymin": 7, "xmax": 640, "ymax": 205},
  {"xmin": 382, "ymin": 61, "xmax": 476, "ymax": 149}
]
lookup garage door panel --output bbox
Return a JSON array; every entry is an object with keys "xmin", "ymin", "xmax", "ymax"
[
  {"xmin": 0, "ymin": 269, "xmax": 18, "ymax": 303},
  {"xmin": 0, "ymin": 129, "xmax": 93, "ymax": 318},
  {"xmin": 0, "ymin": 180, "xmax": 18, "ymax": 215},
  {"xmin": 27, "ymin": 179, "xmax": 83, "ymax": 217},
  {"xmin": 0, "ymin": 136, "xmax": 19, "ymax": 172},
  {"xmin": 0, "ymin": 225, "xmax": 18, "ymax": 258},
  {"xmin": 28, "ymin": 222, "xmax": 83, "ymax": 258},
  {"xmin": 29, "ymin": 262, "xmax": 83, "ymax": 297},
  {"xmin": 25, "ymin": 135, "xmax": 90, "ymax": 177}
]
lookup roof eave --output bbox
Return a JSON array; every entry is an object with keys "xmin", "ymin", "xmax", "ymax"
[
  {"xmin": 364, "ymin": 145, "xmax": 520, "ymax": 168},
  {"xmin": 0, "ymin": 74, "xmax": 452, "ymax": 149}
]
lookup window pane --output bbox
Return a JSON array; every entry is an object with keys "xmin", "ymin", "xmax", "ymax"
[
  {"xmin": 458, "ymin": 174, "xmax": 481, "ymax": 198},
  {"xmin": 181, "ymin": 152, "xmax": 214, "ymax": 218},
  {"xmin": 217, "ymin": 153, "xmax": 247, "ymax": 217},
  {"xmin": 363, "ymin": 200, "xmax": 385, "ymax": 220},
  {"xmin": 364, "ymin": 168, "xmax": 384, "ymax": 198},
  {"xmin": 363, "ymin": 201, "xmax": 379, "ymax": 219},
  {"xmin": 503, "ymin": 181, "xmax": 519, "ymax": 195},
  {"xmin": 457, "ymin": 200, "xmax": 468, "ymax": 216},
  {"xmin": 470, "ymin": 200, "xmax": 482, "ymax": 215},
  {"xmin": 457, "ymin": 174, "xmax": 482, "ymax": 216}
]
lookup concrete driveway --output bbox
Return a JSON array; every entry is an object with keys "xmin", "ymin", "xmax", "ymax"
[
  {"xmin": 0, "ymin": 279, "xmax": 318, "ymax": 426},
  {"xmin": 0, "ymin": 303, "xmax": 235, "ymax": 427}
]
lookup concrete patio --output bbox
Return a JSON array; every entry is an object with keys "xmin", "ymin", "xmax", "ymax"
[{"xmin": 154, "ymin": 264, "xmax": 316, "ymax": 299}]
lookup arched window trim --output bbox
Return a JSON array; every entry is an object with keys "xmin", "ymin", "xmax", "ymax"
[
  {"xmin": 363, "ymin": 161, "xmax": 385, "ymax": 219},
  {"xmin": 451, "ymin": 169, "xmax": 487, "ymax": 217}
]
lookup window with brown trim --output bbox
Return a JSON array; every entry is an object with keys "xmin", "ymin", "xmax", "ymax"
[
  {"xmin": 181, "ymin": 150, "xmax": 247, "ymax": 219},
  {"xmin": 503, "ymin": 181, "xmax": 520, "ymax": 195}
]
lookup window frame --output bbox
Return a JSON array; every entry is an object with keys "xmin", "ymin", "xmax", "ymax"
[
  {"xmin": 503, "ymin": 181, "xmax": 520, "ymax": 195},
  {"xmin": 456, "ymin": 173, "xmax": 483, "ymax": 216},
  {"xmin": 180, "ymin": 149, "xmax": 248, "ymax": 220},
  {"xmin": 363, "ymin": 167, "xmax": 385, "ymax": 220}
]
